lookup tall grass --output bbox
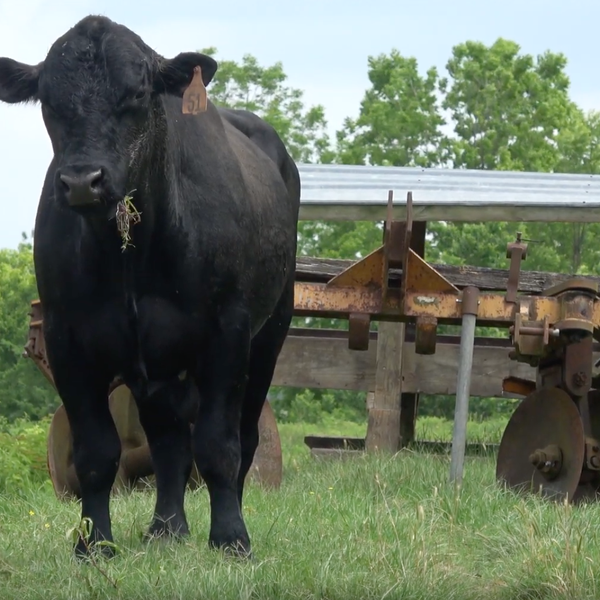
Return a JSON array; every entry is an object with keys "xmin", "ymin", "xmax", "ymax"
[{"xmin": 0, "ymin": 416, "xmax": 597, "ymax": 599}]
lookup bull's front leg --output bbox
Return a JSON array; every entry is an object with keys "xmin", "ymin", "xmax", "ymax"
[
  {"xmin": 133, "ymin": 376, "xmax": 196, "ymax": 540},
  {"xmin": 192, "ymin": 303, "xmax": 251, "ymax": 557},
  {"xmin": 46, "ymin": 328, "xmax": 120, "ymax": 558}
]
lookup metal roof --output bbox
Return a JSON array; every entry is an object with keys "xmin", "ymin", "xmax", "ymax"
[{"xmin": 297, "ymin": 164, "xmax": 600, "ymax": 223}]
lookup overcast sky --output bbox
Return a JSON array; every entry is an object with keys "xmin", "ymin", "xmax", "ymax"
[{"xmin": 1, "ymin": 0, "xmax": 599, "ymax": 250}]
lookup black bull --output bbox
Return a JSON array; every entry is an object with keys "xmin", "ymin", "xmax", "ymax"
[{"xmin": 0, "ymin": 15, "xmax": 300, "ymax": 558}]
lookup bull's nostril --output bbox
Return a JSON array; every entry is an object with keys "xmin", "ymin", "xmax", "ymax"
[
  {"xmin": 59, "ymin": 168, "xmax": 104, "ymax": 206},
  {"xmin": 89, "ymin": 169, "xmax": 103, "ymax": 189},
  {"xmin": 60, "ymin": 174, "xmax": 73, "ymax": 192}
]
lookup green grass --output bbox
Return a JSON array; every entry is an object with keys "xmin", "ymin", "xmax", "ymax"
[{"xmin": 0, "ymin": 417, "xmax": 598, "ymax": 599}]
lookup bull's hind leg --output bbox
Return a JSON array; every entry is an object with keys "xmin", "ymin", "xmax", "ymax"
[
  {"xmin": 237, "ymin": 277, "xmax": 294, "ymax": 507},
  {"xmin": 192, "ymin": 303, "xmax": 252, "ymax": 556},
  {"xmin": 134, "ymin": 377, "xmax": 196, "ymax": 539}
]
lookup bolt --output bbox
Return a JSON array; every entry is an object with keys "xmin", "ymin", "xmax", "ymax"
[
  {"xmin": 591, "ymin": 455, "xmax": 600, "ymax": 469},
  {"xmin": 573, "ymin": 371, "xmax": 587, "ymax": 388},
  {"xmin": 529, "ymin": 450, "xmax": 546, "ymax": 468}
]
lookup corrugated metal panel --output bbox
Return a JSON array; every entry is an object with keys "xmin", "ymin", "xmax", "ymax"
[{"xmin": 297, "ymin": 164, "xmax": 600, "ymax": 222}]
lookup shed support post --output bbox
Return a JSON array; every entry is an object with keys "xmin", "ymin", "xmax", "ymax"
[
  {"xmin": 400, "ymin": 392, "xmax": 419, "ymax": 447},
  {"xmin": 365, "ymin": 321, "xmax": 404, "ymax": 453}
]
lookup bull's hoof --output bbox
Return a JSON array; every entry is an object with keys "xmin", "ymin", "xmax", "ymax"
[
  {"xmin": 144, "ymin": 516, "xmax": 190, "ymax": 542},
  {"xmin": 74, "ymin": 537, "xmax": 117, "ymax": 561},
  {"xmin": 209, "ymin": 534, "xmax": 252, "ymax": 560}
]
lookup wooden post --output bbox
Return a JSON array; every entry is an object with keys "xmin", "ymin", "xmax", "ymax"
[
  {"xmin": 397, "ymin": 220, "xmax": 426, "ymax": 447},
  {"xmin": 400, "ymin": 393, "xmax": 419, "ymax": 447},
  {"xmin": 365, "ymin": 321, "xmax": 404, "ymax": 453}
]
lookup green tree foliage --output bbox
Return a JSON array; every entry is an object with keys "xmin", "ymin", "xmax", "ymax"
[
  {"xmin": 431, "ymin": 39, "xmax": 600, "ymax": 282},
  {"xmin": 336, "ymin": 50, "xmax": 448, "ymax": 167},
  {"xmin": 4, "ymin": 40, "xmax": 600, "ymax": 426},
  {"xmin": 287, "ymin": 40, "xmax": 600, "ymax": 424},
  {"xmin": 526, "ymin": 109, "xmax": 600, "ymax": 275},
  {"xmin": 443, "ymin": 38, "xmax": 574, "ymax": 172},
  {"xmin": 0, "ymin": 238, "xmax": 58, "ymax": 421},
  {"xmin": 295, "ymin": 48, "xmax": 452, "ymax": 318},
  {"xmin": 200, "ymin": 46, "xmax": 333, "ymax": 164}
]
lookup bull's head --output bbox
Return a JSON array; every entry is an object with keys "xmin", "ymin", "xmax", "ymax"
[{"xmin": 0, "ymin": 15, "xmax": 217, "ymax": 216}]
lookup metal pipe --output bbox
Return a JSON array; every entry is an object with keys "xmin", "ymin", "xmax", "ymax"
[{"xmin": 449, "ymin": 286, "xmax": 480, "ymax": 486}]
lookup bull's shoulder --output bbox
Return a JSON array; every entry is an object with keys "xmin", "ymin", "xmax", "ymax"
[
  {"xmin": 217, "ymin": 108, "xmax": 289, "ymax": 168},
  {"xmin": 217, "ymin": 107, "xmax": 275, "ymax": 139}
]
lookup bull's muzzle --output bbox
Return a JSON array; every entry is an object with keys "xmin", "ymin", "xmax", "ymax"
[{"xmin": 59, "ymin": 168, "xmax": 103, "ymax": 207}]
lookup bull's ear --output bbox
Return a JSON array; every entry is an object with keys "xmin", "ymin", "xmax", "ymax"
[
  {"xmin": 154, "ymin": 52, "xmax": 218, "ymax": 97},
  {"xmin": 0, "ymin": 58, "xmax": 41, "ymax": 104}
]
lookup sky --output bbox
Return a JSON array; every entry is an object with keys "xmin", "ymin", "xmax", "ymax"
[{"xmin": 1, "ymin": 0, "xmax": 600, "ymax": 250}]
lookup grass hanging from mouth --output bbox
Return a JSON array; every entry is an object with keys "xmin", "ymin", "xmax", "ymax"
[{"xmin": 116, "ymin": 191, "xmax": 142, "ymax": 251}]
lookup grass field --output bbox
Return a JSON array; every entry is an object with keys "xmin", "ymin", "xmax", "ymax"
[{"xmin": 0, "ymin": 416, "xmax": 599, "ymax": 599}]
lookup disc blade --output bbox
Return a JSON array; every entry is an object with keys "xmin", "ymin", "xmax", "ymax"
[
  {"xmin": 247, "ymin": 400, "xmax": 283, "ymax": 489},
  {"xmin": 496, "ymin": 387, "xmax": 584, "ymax": 502},
  {"xmin": 47, "ymin": 404, "xmax": 78, "ymax": 500}
]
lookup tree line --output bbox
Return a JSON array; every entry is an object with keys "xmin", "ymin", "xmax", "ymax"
[{"xmin": 2, "ymin": 37, "xmax": 600, "ymax": 423}]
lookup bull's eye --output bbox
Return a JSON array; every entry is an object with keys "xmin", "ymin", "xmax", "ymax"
[{"xmin": 134, "ymin": 90, "xmax": 146, "ymax": 101}]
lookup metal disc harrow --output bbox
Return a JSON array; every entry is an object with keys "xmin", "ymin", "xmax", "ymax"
[
  {"xmin": 46, "ymin": 385, "xmax": 282, "ymax": 499},
  {"xmin": 496, "ymin": 388, "xmax": 587, "ymax": 502},
  {"xmin": 23, "ymin": 186, "xmax": 600, "ymax": 504},
  {"xmin": 292, "ymin": 189, "xmax": 600, "ymax": 503}
]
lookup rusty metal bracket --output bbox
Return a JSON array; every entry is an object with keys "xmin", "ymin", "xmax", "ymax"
[
  {"xmin": 22, "ymin": 300, "xmax": 54, "ymax": 387},
  {"xmin": 325, "ymin": 190, "xmax": 422, "ymax": 349},
  {"xmin": 414, "ymin": 316, "xmax": 437, "ymax": 355},
  {"xmin": 563, "ymin": 335, "xmax": 593, "ymax": 398},
  {"xmin": 401, "ymin": 190, "xmax": 459, "ymax": 301},
  {"xmin": 326, "ymin": 190, "xmax": 402, "ymax": 311},
  {"xmin": 502, "ymin": 376, "xmax": 536, "ymax": 397},
  {"xmin": 510, "ymin": 314, "xmax": 559, "ymax": 364},
  {"xmin": 585, "ymin": 436, "xmax": 600, "ymax": 471},
  {"xmin": 325, "ymin": 245, "xmax": 387, "ymax": 292},
  {"xmin": 348, "ymin": 313, "xmax": 371, "ymax": 351},
  {"xmin": 506, "ymin": 232, "xmax": 528, "ymax": 304},
  {"xmin": 543, "ymin": 279, "xmax": 598, "ymax": 337}
]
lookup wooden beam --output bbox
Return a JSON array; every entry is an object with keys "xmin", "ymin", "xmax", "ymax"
[
  {"xmin": 295, "ymin": 256, "xmax": 600, "ymax": 294},
  {"xmin": 272, "ymin": 333, "xmax": 558, "ymax": 397},
  {"xmin": 365, "ymin": 322, "xmax": 404, "ymax": 453},
  {"xmin": 400, "ymin": 393, "xmax": 419, "ymax": 446}
]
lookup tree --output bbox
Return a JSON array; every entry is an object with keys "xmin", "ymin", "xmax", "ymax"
[
  {"xmin": 429, "ymin": 40, "xmax": 600, "ymax": 275},
  {"xmin": 297, "ymin": 48, "xmax": 450, "ymax": 307},
  {"xmin": 272, "ymin": 50, "xmax": 454, "ymax": 423},
  {"xmin": 335, "ymin": 50, "xmax": 448, "ymax": 167},
  {"xmin": 0, "ymin": 236, "xmax": 59, "ymax": 421},
  {"xmin": 200, "ymin": 47, "xmax": 333, "ymax": 164},
  {"xmin": 526, "ymin": 109, "xmax": 600, "ymax": 275},
  {"xmin": 443, "ymin": 38, "xmax": 575, "ymax": 172}
]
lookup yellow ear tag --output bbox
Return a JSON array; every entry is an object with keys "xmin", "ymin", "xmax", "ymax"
[{"xmin": 182, "ymin": 66, "xmax": 207, "ymax": 115}]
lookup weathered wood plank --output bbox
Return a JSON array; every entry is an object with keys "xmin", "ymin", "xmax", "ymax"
[
  {"xmin": 272, "ymin": 333, "xmax": 572, "ymax": 397},
  {"xmin": 302, "ymin": 437, "xmax": 499, "ymax": 457},
  {"xmin": 309, "ymin": 448, "xmax": 365, "ymax": 460},
  {"xmin": 295, "ymin": 256, "xmax": 600, "ymax": 294},
  {"xmin": 400, "ymin": 393, "xmax": 419, "ymax": 446},
  {"xmin": 365, "ymin": 322, "xmax": 405, "ymax": 453}
]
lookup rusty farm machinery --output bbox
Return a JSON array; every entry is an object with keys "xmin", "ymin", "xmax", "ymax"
[{"xmin": 23, "ymin": 185, "xmax": 600, "ymax": 504}]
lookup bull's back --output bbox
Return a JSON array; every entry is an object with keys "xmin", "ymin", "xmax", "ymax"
[
  {"xmin": 162, "ymin": 99, "xmax": 299, "ymax": 328},
  {"xmin": 218, "ymin": 107, "xmax": 301, "ymax": 216}
]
